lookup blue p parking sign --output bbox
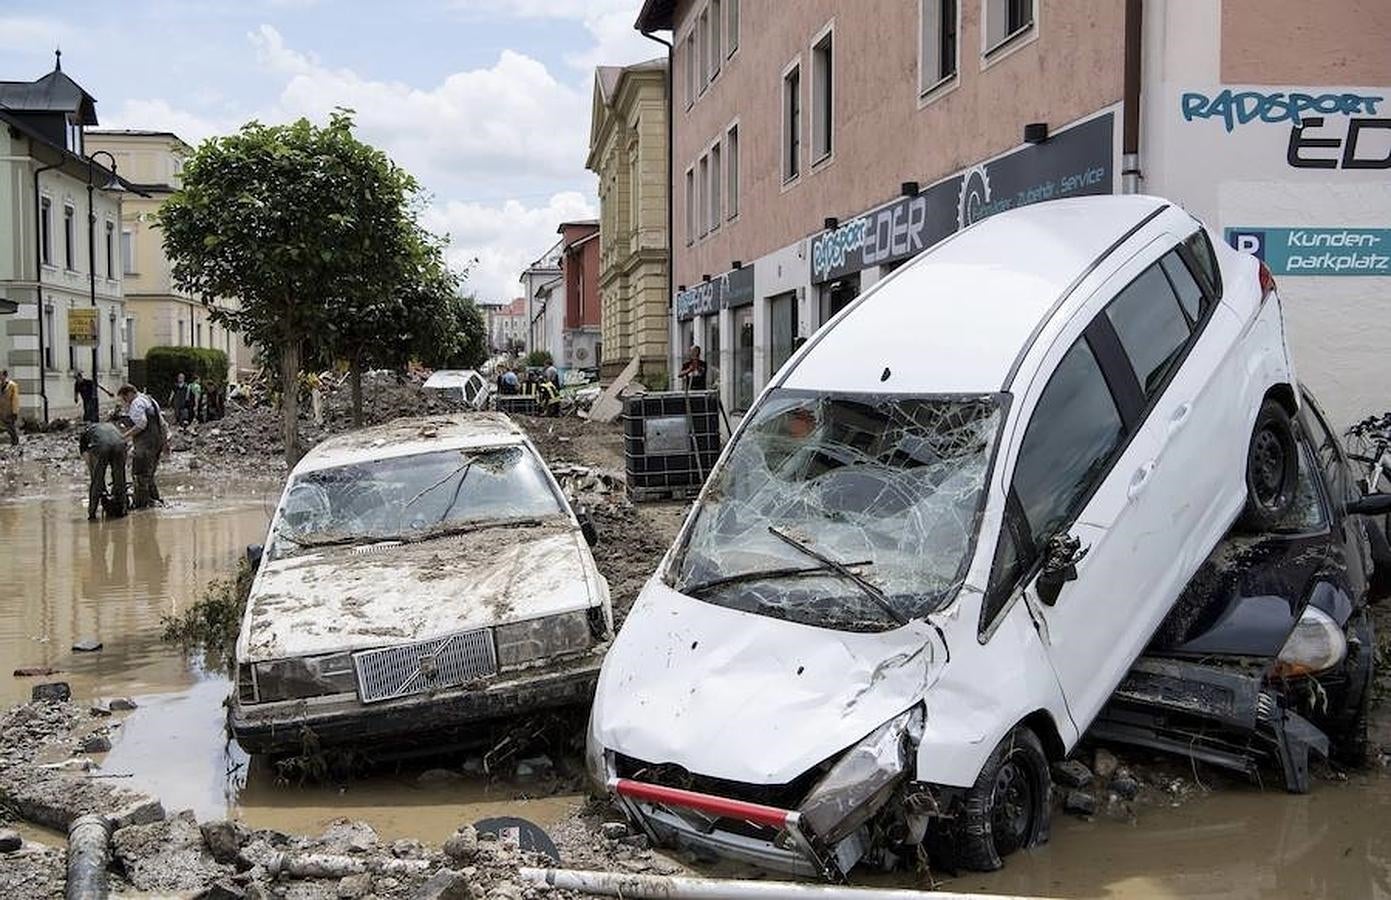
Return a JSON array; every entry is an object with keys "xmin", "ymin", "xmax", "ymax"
[
  {"xmin": 1228, "ymin": 230, "xmax": 1266, "ymax": 261},
  {"xmin": 1225, "ymin": 227, "xmax": 1391, "ymax": 276}
]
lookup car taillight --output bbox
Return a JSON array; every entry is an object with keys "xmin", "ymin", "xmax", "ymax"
[{"xmin": 1258, "ymin": 260, "xmax": 1278, "ymax": 304}]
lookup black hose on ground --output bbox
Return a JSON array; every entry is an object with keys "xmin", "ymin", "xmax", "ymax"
[{"xmin": 66, "ymin": 814, "xmax": 111, "ymax": 900}]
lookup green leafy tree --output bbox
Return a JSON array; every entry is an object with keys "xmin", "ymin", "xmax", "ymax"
[{"xmin": 157, "ymin": 111, "xmax": 440, "ymax": 463}]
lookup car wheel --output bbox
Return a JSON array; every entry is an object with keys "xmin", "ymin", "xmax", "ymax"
[
  {"xmin": 1240, "ymin": 400, "xmax": 1299, "ymax": 532},
  {"xmin": 954, "ymin": 725, "xmax": 1050, "ymax": 872}
]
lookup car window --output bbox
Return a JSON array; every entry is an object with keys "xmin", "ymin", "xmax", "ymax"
[
  {"xmin": 1160, "ymin": 252, "xmax": 1205, "ymax": 323},
  {"xmin": 1301, "ymin": 399, "xmax": 1353, "ymax": 503},
  {"xmin": 1105, "ymin": 264, "xmax": 1192, "ymax": 397},
  {"xmin": 1184, "ymin": 228, "xmax": 1223, "ymax": 299},
  {"xmin": 1013, "ymin": 339, "xmax": 1126, "ymax": 555}
]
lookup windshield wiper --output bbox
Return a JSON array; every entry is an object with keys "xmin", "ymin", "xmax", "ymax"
[
  {"xmin": 382, "ymin": 516, "xmax": 546, "ymax": 544},
  {"xmin": 766, "ymin": 525, "xmax": 908, "ymax": 626},
  {"xmin": 680, "ymin": 560, "xmax": 872, "ymax": 597}
]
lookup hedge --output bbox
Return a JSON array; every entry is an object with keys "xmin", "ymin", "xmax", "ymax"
[{"xmin": 144, "ymin": 346, "xmax": 230, "ymax": 405}]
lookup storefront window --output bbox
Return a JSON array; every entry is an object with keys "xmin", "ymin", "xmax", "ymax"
[
  {"xmin": 820, "ymin": 273, "xmax": 860, "ymax": 327},
  {"xmin": 706, "ymin": 319, "xmax": 721, "ymax": 394},
  {"xmin": 734, "ymin": 307, "xmax": 754, "ymax": 412},
  {"xmin": 679, "ymin": 319, "xmax": 694, "ymax": 359},
  {"xmin": 769, "ymin": 292, "xmax": 798, "ymax": 375}
]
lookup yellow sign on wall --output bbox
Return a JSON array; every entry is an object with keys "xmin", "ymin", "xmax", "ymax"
[{"xmin": 69, "ymin": 308, "xmax": 99, "ymax": 346}]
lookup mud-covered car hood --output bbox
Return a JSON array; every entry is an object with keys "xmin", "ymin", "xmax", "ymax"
[
  {"xmin": 591, "ymin": 580, "xmax": 943, "ymax": 786},
  {"xmin": 238, "ymin": 524, "xmax": 598, "ymax": 662}
]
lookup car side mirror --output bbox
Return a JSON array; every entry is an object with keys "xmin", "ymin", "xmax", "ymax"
[
  {"xmin": 1036, "ymin": 533, "xmax": 1089, "ymax": 607},
  {"xmin": 1347, "ymin": 493, "xmax": 1391, "ymax": 517},
  {"xmin": 246, "ymin": 543, "xmax": 264, "ymax": 568},
  {"xmin": 577, "ymin": 509, "xmax": 599, "ymax": 547}
]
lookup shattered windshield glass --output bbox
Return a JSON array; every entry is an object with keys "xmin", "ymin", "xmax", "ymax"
[
  {"xmin": 672, "ymin": 390, "xmax": 1004, "ymax": 631},
  {"xmin": 272, "ymin": 444, "xmax": 565, "ymax": 556}
]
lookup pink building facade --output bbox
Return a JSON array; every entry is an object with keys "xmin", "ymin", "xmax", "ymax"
[{"xmin": 637, "ymin": 0, "xmax": 1391, "ymax": 424}]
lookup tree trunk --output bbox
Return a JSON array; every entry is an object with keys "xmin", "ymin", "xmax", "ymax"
[
  {"xmin": 350, "ymin": 356, "xmax": 364, "ymax": 428},
  {"xmin": 280, "ymin": 339, "xmax": 303, "ymax": 468}
]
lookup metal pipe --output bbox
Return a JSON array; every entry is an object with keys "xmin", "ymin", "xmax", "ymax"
[
  {"xmin": 66, "ymin": 813, "xmax": 111, "ymax": 900},
  {"xmin": 1121, "ymin": 0, "xmax": 1144, "ymax": 194},
  {"xmin": 520, "ymin": 868, "xmax": 1056, "ymax": 900},
  {"xmin": 33, "ymin": 158, "xmax": 61, "ymax": 423}
]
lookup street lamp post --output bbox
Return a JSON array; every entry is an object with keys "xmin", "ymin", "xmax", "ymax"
[{"xmin": 86, "ymin": 149, "xmax": 123, "ymax": 395}]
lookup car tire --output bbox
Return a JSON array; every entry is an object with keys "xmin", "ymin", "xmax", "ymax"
[
  {"xmin": 954, "ymin": 725, "xmax": 1051, "ymax": 872},
  {"xmin": 1240, "ymin": 400, "xmax": 1299, "ymax": 532}
]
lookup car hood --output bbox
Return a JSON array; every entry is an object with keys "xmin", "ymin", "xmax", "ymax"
[
  {"xmin": 591, "ymin": 580, "xmax": 944, "ymax": 786},
  {"xmin": 237, "ymin": 524, "xmax": 598, "ymax": 662}
]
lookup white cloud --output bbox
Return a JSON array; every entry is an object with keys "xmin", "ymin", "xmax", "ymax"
[
  {"xmin": 424, "ymin": 191, "xmax": 598, "ymax": 302},
  {"xmin": 449, "ymin": 0, "xmax": 660, "ymax": 70},
  {"xmin": 102, "ymin": 98, "xmax": 238, "ymax": 145},
  {"xmin": 0, "ymin": 16, "xmax": 72, "ymax": 53}
]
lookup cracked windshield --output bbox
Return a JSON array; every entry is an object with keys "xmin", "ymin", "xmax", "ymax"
[
  {"xmin": 273, "ymin": 446, "xmax": 565, "ymax": 554},
  {"xmin": 674, "ymin": 391, "xmax": 1003, "ymax": 630}
]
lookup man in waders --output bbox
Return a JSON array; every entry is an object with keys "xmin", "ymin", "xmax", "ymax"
[
  {"xmin": 80, "ymin": 422, "xmax": 128, "ymax": 520},
  {"xmin": 118, "ymin": 384, "xmax": 165, "ymax": 509}
]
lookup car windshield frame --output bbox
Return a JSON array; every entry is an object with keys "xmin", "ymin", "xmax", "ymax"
[
  {"xmin": 668, "ymin": 388, "xmax": 1010, "ymax": 632},
  {"xmin": 269, "ymin": 441, "xmax": 569, "ymax": 557}
]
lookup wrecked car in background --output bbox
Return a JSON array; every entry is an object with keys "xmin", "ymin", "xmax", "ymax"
[
  {"xmin": 587, "ymin": 195, "xmax": 1305, "ymax": 879},
  {"xmin": 230, "ymin": 413, "xmax": 612, "ymax": 755},
  {"xmin": 1096, "ymin": 386, "xmax": 1388, "ymax": 792}
]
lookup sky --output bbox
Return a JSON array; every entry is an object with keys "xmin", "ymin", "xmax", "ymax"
[{"xmin": 1, "ymin": 0, "xmax": 662, "ymax": 303}]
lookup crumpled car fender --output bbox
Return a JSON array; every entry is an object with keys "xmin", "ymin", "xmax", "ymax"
[{"xmin": 916, "ymin": 597, "xmax": 1077, "ymax": 788}]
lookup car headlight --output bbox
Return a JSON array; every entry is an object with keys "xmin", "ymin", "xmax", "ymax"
[
  {"xmin": 799, "ymin": 706, "xmax": 924, "ymax": 843},
  {"xmin": 494, "ymin": 611, "xmax": 595, "ymax": 670},
  {"xmin": 1273, "ymin": 607, "xmax": 1347, "ymax": 678},
  {"xmin": 246, "ymin": 652, "xmax": 356, "ymax": 703}
]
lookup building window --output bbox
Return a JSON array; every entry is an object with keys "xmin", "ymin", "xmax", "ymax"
[
  {"xmin": 685, "ymin": 167, "xmax": 696, "ymax": 245},
  {"xmin": 727, "ymin": 0, "xmax": 739, "ymax": 54},
  {"xmin": 921, "ymin": 0, "xmax": 959, "ymax": 92},
  {"xmin": 699, "ymin": 8, "xmax": 710, "ymax": 92},
  {"xmin": 44, "ymin": 309, "xmax": 55, "ymax": 369},
  {"xmin": 698, "ymin": 154, "xmax": 710, "ymax": 236},
  {"xmin": 684, "ymin": 33, "xmax": 695, "ymax": 108},
  {"xmin": 733, "ymin": 306, "xmax": 753, "ymax": 412},
  {"xmin": 710, "ymin": 142, "xmax": 722, "ymax": 231},
  {"xmin": 985, "ymin": 0, "xmax": 1034, "ymax": 53},
  {"xmin": 104, "ymin": 221, "xmax": 115, "ymax": 279},
  {"xmin": 121, "ymin": 229, "xmax": 135, "ymax": 275},
  {"xmin": 769, "ymin": 292, "xmax": 798, "ymax": 374},
  {"xmin": 66, "ymin": 118, "xmax": 83, "ymax": 155},
  {"xmin": 811, "ymin": 28, "xmax": 834, "ymax": 163},
  {"xmin": 125, "ymin": 317, "xmax": 135, "ymax": 363},
  {"xmin": 178, "ymin": 320, "xmax": 185, "ymax": 345},
  {"xmin": 197, "ymin": 322, "xmax": 204, "ymax": 348},
  {"xmin": 706, "ymin": 317, "xmax": 721, "ymax": 392},
  {"xmin": 783, "ymin": 63, "xmax": 801, "ymax": 182},
  {"xmin": 63, "ymin": 205, "xmax": 76, "ymax": 270},
  {"xmin": 711, "ymin": 0, "xmax": 723, "ymax": 77},
  {"xmin": 726, "ymin": 124, "xmax": 739, "ymax": 219},
  {"xmin": 40, "ymin": 197, "xmax": 52, "ymax": 266}
]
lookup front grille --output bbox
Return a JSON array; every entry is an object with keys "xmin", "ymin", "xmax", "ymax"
[
  {"xmin": 354, "ymin": 629, "xmax": 497, "ymax": 704},
  {"xmin": 615, "ymin": 753, "xmax": 823, "ymax": 811}
]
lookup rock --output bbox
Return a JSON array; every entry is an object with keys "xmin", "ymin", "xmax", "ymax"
[
  {"xmin": 391, "ymin": 838, "xmax": 424, "ymax": 858},
  {"xmin": 31, "ymin": 682, "xmax": 71, "ymax": 703},
  {"xmin": 414, "ymin": 869, "xmax": 473, "ymax": 900},
  {"xmin": 487, "ymin": 883, "xmax": 522, "ymax": 900},
  {"xmin": 72, "ymin": 638, "xmax": 103, "ymax": 652},
  {"xmin": 1050, "ymin": 759, "xmax": 1093, "ymax": 788},
  {"xmin": 1112, "ymin": 773, "xmax": 1140, "ymax": 800},
  {"xmin": 197, "ymin": 881, "xmax": 247, "ymax": 900},
  {"xmin": 108, "ymin": 697, "xmax": 138, "ymax": 711},
  {"xmin": 442, "ymin": 826, "xmax": 479, "ymax": 864},
  {"xmin": 1063, "ymin": 789, "xmax": 1098, "ymax": 816},
  {"xmin": 514, "ymin": 755, "xmax": 553, "ymax": 780},
  {"xmin": 321, "ymin": 820, "xmax": 378, "ymax": 854},
  {"xmin": 189, "ymin": 458, "xmax": 203, "ymax": 471},
  {"xmin": 338, "ymin": 873, "xmax": 373, "ymax": 898},
  {"xmin": 12, "ymin": 666, "xmax": 61, "ymax": 677},
  {"xmin": 109, "ymin": 795, "xmax": 166, "ymax": 829},
  {"xmin": 599, "ymin": 821, "xmax": 629, "ymax": 840},
  {"xmin": 1093, "ymin": 747, "xmax": 1119, "ymax": 781},
  {"xmin": 78, "ymin": 733, "xmax": 112, "ymax": 754},
  {"xmin": 0, "ymin": 829, "xmax": 21, "ymax": 852},
  {"xmin": 201, "ymin": 820, "xmax": 243, "ymax": 864},
  {"xmin": 90, "ymin": 703, "xmax": 113, "ymax": 717},
  {"xmin": 417, "ymin": 768, "xmax": 465, "ymax": 785},
  {"xmin": 113, "ymin": 811, "xmax": 230, "ymax": 892}
]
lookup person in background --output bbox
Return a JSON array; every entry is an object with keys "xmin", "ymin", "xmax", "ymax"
[
  {"xmin": 537, "ymin": 376, "xmax": 560, "ymax": 417},
  {"xmin": 0, "ymin": 370, "xmax": 19, "ymax": 446},
  {"xmin": 118, "ymin": 384, "xmax": 166, "ymax": 509},
  {"xmin": 79, "ymin": 421, "xmax": 128, "ymax": 520},
  {"xmin": 679, "ymin": 346, "xmax": 708, "ymax": 391},
  {"xmin": 169, "ymin": 373, "xmax": 191, "ymax": 427},
  {"xmin": 74, "ymin": 371, "xmax": 100, "ymax": 423},
  {"xmin": 499, "ymin": 365, "xmax": 520, "ymax": 396},
  {"xmin": 188, "ymin": 374, "xmax": 205, "ymax": 423},
  {"xmin": 544, "ymin": 361, "xmax": 561, "ymax": 390}
]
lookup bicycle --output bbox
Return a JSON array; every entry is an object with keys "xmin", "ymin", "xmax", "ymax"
[{"xmin": 1345, "ymin": 411, "xmax": 1391, "ymax": 494}]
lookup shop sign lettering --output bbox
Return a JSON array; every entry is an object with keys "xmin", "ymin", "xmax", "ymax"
[
  {"xmin": 1226, "ymin": 227, "xmax": 1391, "ymax": 276},
  {"xmin": 1180, "ymin": 88, "xmax": 1391, "ymax": 170},
  {"xmin": 1181, "ymin": 90, "xmax": 1382, "ymax": 132}
]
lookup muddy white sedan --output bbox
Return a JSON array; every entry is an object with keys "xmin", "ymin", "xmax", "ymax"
[{"xmin": 230, "ymin": 413, "xmax": 612, "ymax": 756}]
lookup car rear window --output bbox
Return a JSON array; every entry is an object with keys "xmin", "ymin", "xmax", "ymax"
[
  {"xmin": 1183, "ymin": 228, "xmax": 1223, "ymax": 299},
  {"xmin": 1105, "ymin": 264, "xmax": 1192, "ymax": 397},
  {"xmin": 1160, "ymin": 253, "xmax": 1205, "ymax": 323}
]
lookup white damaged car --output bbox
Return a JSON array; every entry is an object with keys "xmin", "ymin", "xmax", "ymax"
[
  {"xmin": 587, "ymin": 196, "xmax": 1299, "ymax": 877},
  {"xmin": 230, "ymin": 413, "xmax": 612, "ymax": 755}
]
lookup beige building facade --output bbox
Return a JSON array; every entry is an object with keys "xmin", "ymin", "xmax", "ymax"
[
  {"xmin": 86, "ymin": 131, "xmax": 253, "ymax": 382},
  {"xmin": 586, "ymin": 58, "xmax": 671, "ymax": 381},
  {"xmin": 0, "ymin": 59, "xmax": 126, "ymax": 422},
  {"xmin": 638, "ymin": 0, "xmax": 1391, "ymax": 424}
]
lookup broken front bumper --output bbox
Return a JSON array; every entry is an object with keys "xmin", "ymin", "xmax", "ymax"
[{"xmin": 229, "ymin": 653, "xmax": 603, "ymax": 755}]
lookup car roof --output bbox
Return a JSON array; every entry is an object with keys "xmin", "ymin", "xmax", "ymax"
[
  {"xmin": 782, "ymin": 195, "xmax": 1177, "ymax": 396},
  {"xmin": 292, "ymin": 412, "xmax": 527, "ymax": 474}
]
